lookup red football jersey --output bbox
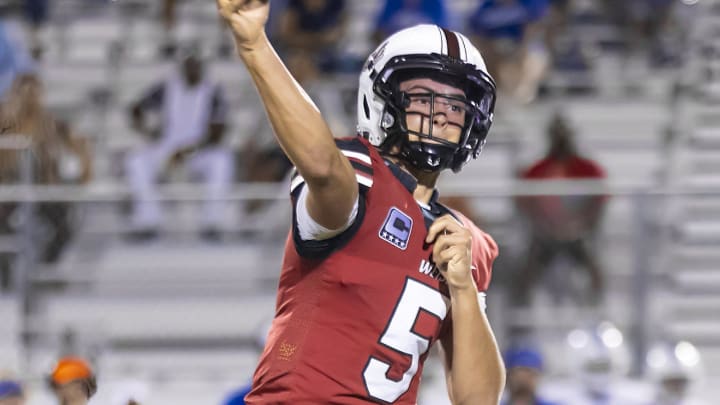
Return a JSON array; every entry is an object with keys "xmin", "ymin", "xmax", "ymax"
[{"xmin": 246, "ymin": 137, "xmax": 498, "ymax": 404}]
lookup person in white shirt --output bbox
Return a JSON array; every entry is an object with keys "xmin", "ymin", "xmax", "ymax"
[{"xmin": 125, "ymin": 53, "xmax": 234, "ymax": 240}]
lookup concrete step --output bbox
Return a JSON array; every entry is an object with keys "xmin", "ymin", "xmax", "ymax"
[
  {"xmin": 42, "ymin": 238, "xmax": 285, "ymax": 294},
  {"xmin": 681, "ymin": 196, "xmax": 720, "ymax": 219},
  {"xmin": 672, "ymin": 268, "xmax": 720, "ymax": 290},
  {"xmin": 686, "ymin": 173, "xmax": 720, "ymax": 188},
  {"xmin": 40, "ymin": 294, "xmax": 276, "ymax": 342},
  {"xmin": 664, "ymin": 293, "xmax": 720, "ymax": 320},
  {"xmin": 670, "ymin": 246, "xmax": 720, "ymax": 267},
  {"xmin": 667, "ymin": 320, "xmax": 720, "ymax": 346},
  {"xmin": 692, "ymin": 127, "xmax": 720, "ymax": 148},
  {"xmin": 694, "ymin": 346, "xmax": 720, "ymax": 376},
  {"xmin": 678, "ymin": 221, "xmax": 720, "ymax": 243},
  {"xmin": 686, "ymin": 150, "xmax": 720, "ymax": 173}
]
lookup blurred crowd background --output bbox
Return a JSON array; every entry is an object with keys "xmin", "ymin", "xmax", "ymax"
[{"xmin": 0, "ymin": 0, "xmax": 717, "ymax": 404}]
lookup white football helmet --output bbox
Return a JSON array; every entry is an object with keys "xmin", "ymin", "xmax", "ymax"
[{"xmin": 357, "ymin": 24, "xmax": 496, "ymax": 173}]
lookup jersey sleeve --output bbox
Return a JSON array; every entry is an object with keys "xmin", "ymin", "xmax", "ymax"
[
  {"xmin": 288, "ymin": 137, "xmax": 374, "ymax": 259},
  {"xmin": 452, "ymin": 210, "xmax": 499, "ymax": 293}
]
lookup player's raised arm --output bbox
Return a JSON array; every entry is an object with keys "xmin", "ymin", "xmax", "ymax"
[{"xmin": 217, "ymin": 0, "xmax": 357, "ymax": 229}]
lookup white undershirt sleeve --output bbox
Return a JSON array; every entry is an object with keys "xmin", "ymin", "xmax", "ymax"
[{"xmin": 296, "ymin": 185, "xmax": 359, "ymax": 241}]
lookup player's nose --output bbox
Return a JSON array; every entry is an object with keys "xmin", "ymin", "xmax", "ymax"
[{"xmin": 432, "ymin": 111, "xmax": 448, "ymax": 129}]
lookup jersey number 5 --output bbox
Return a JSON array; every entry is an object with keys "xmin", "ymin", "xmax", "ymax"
[{"xmin": 362, "ymin": 277, "xmax": 448, "ymax": 403}]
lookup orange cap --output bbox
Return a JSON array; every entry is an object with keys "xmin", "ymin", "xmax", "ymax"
[{"xmin": 50, "ymin": 357, "xmax": 93, "ymax": 385}]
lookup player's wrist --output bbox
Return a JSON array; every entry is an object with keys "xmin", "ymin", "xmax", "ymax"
[
  {"xmin": 448, "ymin": 281, "xmax": 479, "ymax": 306},
  {"xmin": 446, "ymin": 274, "xmax": 476, "ymax": 293},
  {"xmin": 235, "ymin": 30, "xmax": 270, "ymax": 57}
]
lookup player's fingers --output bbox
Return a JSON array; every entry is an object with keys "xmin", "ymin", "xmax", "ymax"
[
  {"xmin": 436, "ymin": 246, "xmax": 468, "ymax": 270},
  {"xmin": 425, "ymin": 215, "xmax": 463, "ymax": 243},
  {"xmin": 432, "ymin": 233, "xmax": 466, "ymax": 260},
  {"xmin": 242, "ymin": 0, "xmax": 268, "ymax": 7},
  {"xmin": 216, "ymin": 0, "xmax": 237, "ymax": 18},
  {"xmin": 218, "ymin": 0, "xmax": 264, "ymax": 14},
  {"xmin": 429, "ymin": 225, "xmax": 471, "ymax": 253}
]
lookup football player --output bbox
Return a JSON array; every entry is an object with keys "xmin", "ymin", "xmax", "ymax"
[{"xmin": 217, "ymin": 1, "xmax": 504, "ymax": 403}]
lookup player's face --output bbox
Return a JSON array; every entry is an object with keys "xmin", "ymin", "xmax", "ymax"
[
  {"xmin": 183, "ymin": 57, "xmax": 203, "ymax": 86},
  {"xmin": 398, "ymin": 78, "xmax": 467, "ymax": 145}
]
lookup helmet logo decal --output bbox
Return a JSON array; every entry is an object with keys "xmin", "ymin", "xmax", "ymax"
[{"xmin": 369, "ymin": 41, "xmax": 388, "ymax": 67}]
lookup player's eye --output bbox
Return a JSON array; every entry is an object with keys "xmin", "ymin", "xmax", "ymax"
[{"xmin": 410, "ymin": 95, "xmax": 431, "ymax": 105}]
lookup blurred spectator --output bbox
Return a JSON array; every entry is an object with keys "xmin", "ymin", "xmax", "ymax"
[
  {"xmin": 513, "ymin": 113, "xmax": 606, "ymax": 308},
  {"xmin": 601, "ymin": 0, "xmax": 673, "ymax": 50},
  {"xmin": 23, "ymin": 0, "xmax": 47, "ymax": 59},
  {"xmin": 161, "ymin": 0, "xmax": 245, "ymax": 58},
  {"xmin": 551, "ymin": 322, "xmax": 640, "ymax": 404},
  {"xmin": 646, "ymin": 341, "xmax": 706, "ymax": 405},
  {"xmin": 467, "ymin": 0, "xmax": 550, "ymax": 103},
  {"xmin": 125, "ymin": 53, "xmax": 233, "ymax": 241},
  {"xmin": 48, "ymin": 357, "xmax": 97, "ymax": 405},
  {"xmin": 0, "ymin": 8, "xmax": 35, "ymax": 100},
  {"xmin": 0, "ymin": 377, "xmax": 24, "ymax": 405},
  {"xmin": 372, "ymin": 0, "xmax": 448, "ymax": 44},
  {"xmin": 543, "ymin": 0, "xmax": 594, "ymax": 76},
  {"xmin": 0, "ymin": 73, "xmax": 91, "ymax": 277},
  {"xmin": 602, "ymin": 0, "xmax": 687, "ymax": 68},
  {"xmin": 502, "ymin": 346, "xmax": 558, "ymax": 405},
  {"xmin": 276, "ymin": 0, "xmax": 348, "ymax": 84}
]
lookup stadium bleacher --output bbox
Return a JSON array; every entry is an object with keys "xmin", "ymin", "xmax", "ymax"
[{"xmin": 3, "ymin": 0, "xmax": 720, "ymax": 403}]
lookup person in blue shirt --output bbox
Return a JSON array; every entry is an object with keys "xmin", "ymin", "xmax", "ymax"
[
  {"xmin": 373, "ymin": 0, "xmax": 448, "ymax": 44},
  {"xmin": 0, "ymin": 378, "xmax": 24, "ymax": 405},
  {"xmin": 469, "ymin": 0, "xmax": 548, "ymax": 43},
  {"xmin": 502, "ymin": 346, "xmax": 560, "ymax": 405},
  {"xmin": 276, "ymin": 0, "xmax": 348, "ymax": 84},
  {"xmin": 467, "ymin": 0, "xmax": 550, "ymax": 103}
]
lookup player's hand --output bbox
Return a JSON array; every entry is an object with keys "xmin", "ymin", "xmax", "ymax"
[
  {"xmin": 216, "ymin": 0, "xmax": 270, "ymax": 52},
  {"xmin": 426, "ymin": 214, "xmax": 475, "ymax": 291}
]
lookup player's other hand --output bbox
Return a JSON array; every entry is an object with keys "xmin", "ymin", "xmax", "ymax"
[
  {"xmin": 216, "ymin": 0, "xmax": 270, "ymax": 51},
  {"xmin": 426, "ymin": 214, "xmax": 474, "ymax": 291}
]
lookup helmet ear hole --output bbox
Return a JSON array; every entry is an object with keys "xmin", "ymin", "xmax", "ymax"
[{"xmin": 363, "ymin": 96, "xmax": 370, "ymax": 120}]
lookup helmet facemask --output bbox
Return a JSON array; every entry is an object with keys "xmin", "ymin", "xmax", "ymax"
[{"xmin": 372, "ymin": 54, "xmax": 496, "ymax": 173}]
